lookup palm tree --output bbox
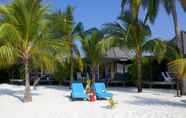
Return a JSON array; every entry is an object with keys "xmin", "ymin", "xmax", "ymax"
[
  {"xmin": 121, "ymin": 0, "xmax": 186, "ymax": 54},
  {"xmin": 103, "ymin": 11, "xmax": 168, "ymax": 92},
  {"xmin": 48, "ymin": 6, "xmax": 83, "ymax": 83},
  {"xmin": 80, "ymin": 29, "xmax": 106, "ymax": 82},
  {"xmin": 168, "ymin": 58, "xmax": 186, "ymax": 95},
  {"xmin": 158, "ymin": 0, "xmax": 186, "ymax": 95},
  {"xmin": 0, "ymin": 0, "xmax": 68, "ymax": 102},
  {"xmin": 145, "ymin": 0, "xmax": 186, "ymax": 95},
  {"xmin": 121, "ymin": 0, "xmax": 186, "ymax": 94}
]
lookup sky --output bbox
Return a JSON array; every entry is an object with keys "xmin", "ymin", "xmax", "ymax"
[
  {"xmin": 44, "ymin": 0, "xmax": 186, "ymax": 40},
  {"xmin": 0, "ymin": 0, "xmax": 186, "ymax": 40}
]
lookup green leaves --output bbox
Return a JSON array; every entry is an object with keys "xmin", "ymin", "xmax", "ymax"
[
  {"xmin": 0, "ymin": 44, "xmax": 17, "ymax": 67},
  {"xmin": 72, "ymin": 22, "xmax": 84, "ymax": 36},
  {"xmin": 81, "ymin": 29, "xmax": 104, "ymax": 68},
  {"xmin": 98, "ymin": 36, "xmax": 117, "ymax": 54},
  {"xmin": 0, "ymin": 23, "xmax": 22, "ymax": 44},
  {"xmin": 0, "ymin": 0, "xmax": 70, "ymax": 74},
  {"xmin": 0, "ymin": 5, "xmax": 9, "ymax": 15},
  {"xmin": 104, "ymin": 11, "xmax": 151, "ymax": 50},
  {"xmin": 143, "ymin": 39, "xmax": 167, "ymax": 62},
  {"xmin": 168, "ymin": 58, "xmax": 186, "ymax": 79},
  {"xmin": 48, "ymin": 5, "xmax": 76, "ymax": 39},
  {"xmin": 179, "ymin": 0, "xmax": 186, "ymax": 11}
]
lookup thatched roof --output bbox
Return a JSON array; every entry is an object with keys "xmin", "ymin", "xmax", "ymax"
[{"xmin": 102, "ymin": 47, "xmax": 130, "ymax": 61}]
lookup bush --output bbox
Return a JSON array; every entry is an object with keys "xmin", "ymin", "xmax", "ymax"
[
  {"xmin": 128, "ymin": 57, "xmax": 153, "ymax": 84},
  {"xmin": 53, "ymin": 62, "xmax": 71, "ymax": 84}
]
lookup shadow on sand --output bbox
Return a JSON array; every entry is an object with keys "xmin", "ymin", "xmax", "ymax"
[
  {"xmin": 181, "ymin": 100, "xmax": 186, "ymax": 104},
  {"xmin": 110, "ymin": 87, "xmax": 140, "ymax": 94},
  {"xmin": 128, "ymin": 96, "xmax": 186, "ymax": 108},
  {"xmin": 42, "ymin": 86, "xmax": 70, "ymax": 92},
  {"xmin": 0, "ymin": 88, "xmax": 40, "ymax": 102},
  {"xmin": 101, "ymin": 105, "xmax": 112, "ymax": 110},
  {"xmin": 64, "ymin": 95, "xmax": 72, "ymax": 101},
  {"xmin": 110, "ymin": 87, "xmax": 175, "ymax": 94}
]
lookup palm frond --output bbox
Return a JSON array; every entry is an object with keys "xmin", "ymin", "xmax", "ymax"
[
  {"xmin": 161, "ymin": 0, "xmax": 172, "ymax": 15},
  {"xmin": 72, "ymin": 22, "xmax": 84, "ymax": 35},
  {"xmin": 31, "ymin": 51, "xmax": 57, "ymax": 73},
  {"xmin": 81, "ymin": 30, "xmax": 104, "ymax": 68},
  {"xmin": 143, "ymin": 39, "xmax": 167, "ymax": 62},
  {"xmin": 143, "ymin": 0, "xmax": 160, "ymax": 24},
  {"xmin": 179, "ymin": 0, "xmax": 186, "ymax": 11},
  {"xmin": 121, "ymin": 0, "xmax": 129, "ymax": 11},
  {"xmin": 0, "ymin": 23, "xmax": 22, "ymax": 44},
  {"xmin": 0, "ymin": 5, "xmax": 9, "ymax": 15},
  {"xmin": 0, "ymin": 44, "xmax": 18, "ymax": 67},
  {"xmin": 168, "ymin": 58, "xmax": 186, "ymax": 79}
]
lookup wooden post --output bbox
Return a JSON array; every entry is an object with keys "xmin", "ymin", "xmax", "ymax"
[
  {"xmin": 97, "ymin": 64, "xmax": 99, "ymax": 80},
  {"xmin": 179, "ymin": 32, "xmax": 186, "ymax": 95},
  {"xmin": 111, "ymin": 63, "xmax": 114, "ymax": 80},
  {"xmin": 182, "ymin": 79, "xmax": 186, "ymax": 95}
]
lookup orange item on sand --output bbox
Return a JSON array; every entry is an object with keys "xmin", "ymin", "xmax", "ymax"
[{"xmin": 89, "ymin": 93, "xmax": 96, "ymax": 102}]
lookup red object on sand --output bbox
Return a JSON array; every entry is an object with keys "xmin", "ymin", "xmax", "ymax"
[{"xmin": 89, "ymin": 93, "xmax": 96, "ymax": 102}]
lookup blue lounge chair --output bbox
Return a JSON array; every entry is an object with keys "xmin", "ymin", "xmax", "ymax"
[
  {"xmin": 92, "ymin": 82, "xmax": 113, "ymax": 100},
  {"xmin": 71, "ymin": 83, "xmax": 88, "ymax": 100}
]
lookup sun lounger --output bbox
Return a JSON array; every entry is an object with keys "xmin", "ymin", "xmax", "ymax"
[
  {"xmin": 71, "ymin": 83, "xmax": 88, "ymax": 100},
  {"xmin": 162, "ymin": 72, "xmax": 173, "ymax": 82},
  {"xmin": 92, "ymin": 82, "xmax": 113, "ymax": 100}
]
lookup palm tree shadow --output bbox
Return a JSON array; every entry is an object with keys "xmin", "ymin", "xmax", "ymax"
[
  {"xmin": 65, "ymin": 95, "xmax": 72, "ymax": 101},
  {"xmin": 101, "ymin": 105, "xmax": 112, "ymax": 110},
  {"xmin": 110, "ymin": 87, "xmax": 137, "ymax": 93},
  {"xmin": 42, "ymin": 86, "xmax": 70, "ymax": 92},
  {"xmin": 181, "ymin": 100, "xmax": 186, "ymax": 104},
  {"xmin": 129, "ymin": 96, "xmax": 186, "ymax": 108},
  {"xmin": 0, "ymin": 89, "xmax": 39, "ymax": 102}
]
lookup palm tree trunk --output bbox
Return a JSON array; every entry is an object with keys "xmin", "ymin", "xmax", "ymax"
[
  {"xmin": 182, "ymin": 78, "xmax": 186, "ymax": 95},
  {"xmin": 23, "ymin": 59, "xmax": 32, "ymax": 102},
  {"xmin": 171, "ymin": 0, "xmax": 182, "ymax": 55},
  {"xmin": 170, "ymin": 0, "xmax": 186, "ymax": 95},
  {"xmin": 70, "ymin": 50, "xmax": 74, "ymax": 83},
  {"xmin": 136, "ymin": 51, "xmax": 142, "ymax": 92},
  {"xmin": 33, "ymin": 70, "xmax": 41, "ymax": 90},
  {"xmin": 176, "ymin": 79, "xmax": 181, "ymax": 97},
  {"xmin": 33, "ymin": 77, "xmax": 40, "ymax": 90},
  {"xmin": 92, "ymin": 67, "xmax": 96, "ymax": 83}
]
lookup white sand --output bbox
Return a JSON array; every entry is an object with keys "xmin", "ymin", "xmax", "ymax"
[{"xmin": 0, "ymin": 84, "xmax": 186, "ymax": 118}]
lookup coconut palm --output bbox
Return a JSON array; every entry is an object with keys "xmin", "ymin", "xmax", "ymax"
[
  {"xmin": 143, "ymin": 0, "xmax": 186, "ymax": 95},
  {"xmin": 168, "ymin": 58, "xmax": 186, "ymax": 95},
  {"xmin": 150, "ymin": 0, "xmax": 186, "ymax": 56},
  {"xmin": 121, "ymin": 0, "xmax": 186, "ymax": 93},
  {"xmin": 121, "ymin": 0, "xmax": 186, "ymax": 54},
  {"xmin": 102, "ymin": 11, "xmax": 168, "ymax": 92},
  {"xmin": 80, "ymin": 29, "xmax": 106, "ymax": 82},
  {"xmin": 121, "ymin": 0, "xmax": 161, "ymax": 24},
  {"xmin": 48, "ymin": 6, "xmax": 83, "ymax": 82},
  {"xmin": 169, "ymin": 59, "xmax": 186, "ymax": 78},
  {"xmin": 0, "ymin": 0, "xmax": 68, "ymax": 102}
]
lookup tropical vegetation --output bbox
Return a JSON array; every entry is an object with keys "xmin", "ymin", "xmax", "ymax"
[
  {"xmin": 80, "ymin": 29, "xmax": 107, "ymax": 82},
  {"xmin": 0, "ymin": 0, "xmax": 69, "ymax": 102},
  {"xmin": 102, "ymin": 10, "xmax": 170, "ymax": 92},
  {"xmin": 48, "ymin": 5, "xmax": 83, "ymax": 83},
  {"xmin": 0, "ymin": 0, "xmax": 185, "ymax": 102}
]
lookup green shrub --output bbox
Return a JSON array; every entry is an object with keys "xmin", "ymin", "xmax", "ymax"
[
  {"xmin": 108, "ymin": 97, "xmax": 118, "ymax": 109},
  {"xmin": 53, "ymin": 62, "xmax": 71, "ymax": 84},
  {"xmin": 128, "ymin": 57, "xmax": 152, "ymax": 84}
]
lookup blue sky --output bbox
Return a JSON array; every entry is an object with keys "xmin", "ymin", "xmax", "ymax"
[
  {"xmin": 44, "ymin": 0, "xmax": 186, "ymax": 40},
  {"xmin": 1, "ymin": 0, "xmax": 186, "ymax": 40}
]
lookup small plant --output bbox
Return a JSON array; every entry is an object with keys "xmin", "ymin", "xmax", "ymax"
[
  {"xmin": 85, "ymin": 78, "xmax": 91, "ymax": 93},
  {"xmin": 108, "ymin": 97, "xmax": 118, "ymax": 109}
]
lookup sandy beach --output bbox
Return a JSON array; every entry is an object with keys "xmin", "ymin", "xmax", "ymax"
[{"xmin": 0, "ymin": 84, "xmax": 186, "ymax": 118}]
